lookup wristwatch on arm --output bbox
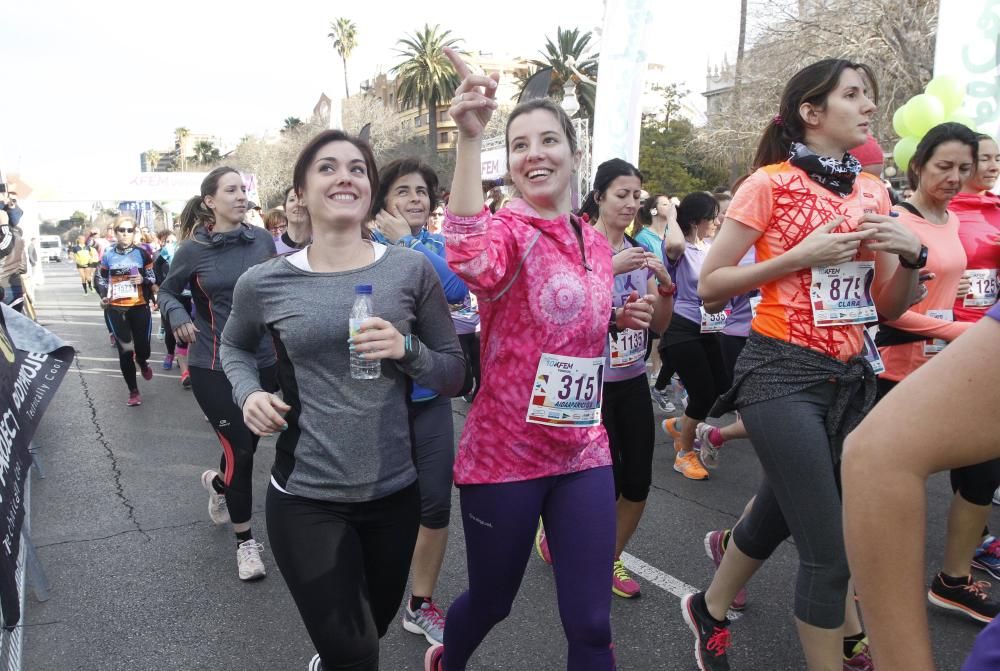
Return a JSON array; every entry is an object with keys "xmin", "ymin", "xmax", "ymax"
[{"xmin": 899, "ymin": 244, "xmax": 928, "ymax": 270}]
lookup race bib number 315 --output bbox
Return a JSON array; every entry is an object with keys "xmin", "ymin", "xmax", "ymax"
[
  {"xmin": 526, "ymin": 354, "xmax": 604, "ymax": 428},
  {"xmin": 810, "ymin": 261, "xmax": 876, "ymax": 327}
]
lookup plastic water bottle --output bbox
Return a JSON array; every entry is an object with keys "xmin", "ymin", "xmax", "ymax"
[{"xmin": 350, "ymin": 284, "xmax": 380, "ymax": 380}]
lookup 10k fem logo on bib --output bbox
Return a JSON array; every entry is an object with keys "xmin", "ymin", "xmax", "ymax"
[
  {"xmin": 810, "ymin": 261, "xmax": 876, "ymax": 327},
  {"xmin": 526, "ymin": 353, "xmax": 604, "ymax": 428}
]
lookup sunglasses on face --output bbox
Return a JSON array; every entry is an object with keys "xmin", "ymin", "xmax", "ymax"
[{"xmin": 116, "ymin": 228, "xmax": 134, "ymax": 233}]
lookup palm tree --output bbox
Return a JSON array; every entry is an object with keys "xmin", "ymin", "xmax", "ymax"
[
  {"xmin": 523, "ymin": 27, "xmax": 599, "ymax": 118},
  {"xmin": 146, "ymin": 149, "xmax": 160, "ymax": 172},
  {"xmin": 282, "ymin": 117, "xmax": 304, "ymax": 134},
  {"xmin": 174, "ymin": 127, "xmax": 190, "ymax": 171},
  {"xmin": 193, "ymin": 140, "xmax": 221, "ymax": 165},
  {"xmin": 328, "ymin": 18, "xmax": 358, "ymax": 99},
  {"xmin": 392, "ymin": 25, "xmax": 463, "ymax": 154}
]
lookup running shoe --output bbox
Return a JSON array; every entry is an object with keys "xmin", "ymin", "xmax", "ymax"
[
  {"xmin": 424, "ymin": 644, "xmax": 444, "ymax": 671},
  {"xmin": 162, "ymin": 354, "xmax": 174, "ymax": 370},
  {"xmin": 696, "ymin": 423, "xmax": 722, "ymax": 469},
  {"xmin": 927, "ymin": 573, "xmax": 1000, "ymax": 623},
  {"xmin": 704, "ymin": 530, "xmax": 747, "ymax": 610},
  {"xmin": 126, "ymin": 390, "xmax": 142, "ymax": 407},
  {"xmin": 402, "ymin": 599, "xmax": 446, "ymax": 645},
  {"xmin": 200, "ymin": 470, "xmax": 230, "ymax": 525},
  {"xmin": 674, "ymin": 450, "xmax": 709, "ymax": 480},
  {"xmin": 236, "ymin": 539, "xmax": 266, "ymax": 581},
  {"xmin": 612, "ymin": 558, "xmax": 641, "ymax": 598},
  {"xmin": 993, "ymin": 487, "xmax": 1000, "ymax": 506},
  {"xmin": 973, "ymin": 536, "xmax": 1000, "ymax": 580},
  {"xmin": 843, "ymin": 637, "xmax": 874, "ymax": 671},
  {"xmin": 307, "ymin": 654, "xmax": 323, "ymax": 671},
  {"xmin": 681, "ymin": 591, "xmax": 732, "ymax": 671},
  {"xmin": 181, "ymin": 370, "xmax": 192, "ymax": 389},
  {"xmin": 139, "ymin": 363, "xmax": 153, "ymax": 381},
  {"xmin": 662, "ymin": 417, "xmax": 683, "ymax": 443},
  {"xmin": 650, "ymin": 386, "xmax": 677, "ymax": 413},
  {"xmin": 535, "ymin": 521, "xmax": 552, "ymax": 564}
]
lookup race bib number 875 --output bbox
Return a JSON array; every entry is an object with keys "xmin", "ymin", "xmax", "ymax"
[{"xmin": 810, "ymin": 261, "xmax": 876, "ymax": 327}]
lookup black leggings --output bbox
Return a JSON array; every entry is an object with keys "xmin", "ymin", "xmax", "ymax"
[
  {"xmin": 458, "ymin": 333, "xmax": 481, "ymax": 397},
  {"xmin": 105, "ymin": 305, "xmax": 152, "ymax": 392},
  {"xmin": 189, "ymin": 365, "xmax": 278, "ymax": 524},
  {"xmin": 267, "ymin": 483, "xmax": 420, "ymax": 670},
  {"xmin": 664, "ymin": 333, "xmax": 727, "ymax": 421},
  {"xmin": 602, "ymin": 374, "xmax": 655, "ymax": 502},
  {"xmin": 720, "ymin": 334, "xmax": 748, "ymax": 390},
  {"xmin": 878, "ymin": 377, "xmax": 1000, "ymax": 507},
  {"xmin": 411, "ymin": 395, "xmax": 455, "ymax": 529},
  {"xmin": 653, "ymin": 339, "xmax": 675, "ymax": 391}
]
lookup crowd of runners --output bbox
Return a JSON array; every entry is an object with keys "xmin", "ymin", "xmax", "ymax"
[{"xmin": 62, "ymin": 49, "xmax": 1000, "ymax": 671}]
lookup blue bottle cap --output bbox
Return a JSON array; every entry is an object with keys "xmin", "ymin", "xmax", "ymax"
[{"xmin": 355, "ymin": 284, "xmax": 373, "ymax": 294}]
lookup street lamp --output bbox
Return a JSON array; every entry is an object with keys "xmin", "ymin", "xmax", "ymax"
[{"xmin": 561, "ymin": 80, "xmax": 580, "ymax": 117}]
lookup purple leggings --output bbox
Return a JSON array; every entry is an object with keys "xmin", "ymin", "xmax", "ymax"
[{"xmin": 443, "ymin": 466, "xmax": 616, "ymax": 671}]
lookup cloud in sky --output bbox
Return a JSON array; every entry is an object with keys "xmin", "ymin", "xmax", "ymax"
[{"xmin": 0, "ymin": 0, "xmax": 740, "ymax": 198}]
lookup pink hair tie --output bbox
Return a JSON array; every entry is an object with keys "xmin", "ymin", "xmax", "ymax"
[{"xmin": 773, "ymin": 114, "xmax": 784, "ymax": 127}]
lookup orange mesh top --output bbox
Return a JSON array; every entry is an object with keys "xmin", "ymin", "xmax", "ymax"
[{"xmin": 726, "ymin": 162, "xmax": 891, "ymax": 361}]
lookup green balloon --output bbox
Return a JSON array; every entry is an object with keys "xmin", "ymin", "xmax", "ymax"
[
  {"xmin": 926, "ymin": 76, "xmax": 966, "ymax": 114},
  {"xmin": 947, "ymin": 111, "xmax": 977, "ymax": 130},
  {"xmin": 893, "ymin": 136, "xmax": 919, "ymax": 172},
  {"xmin": 892, "ymin": 106, "xmax": 913, "ymax": 138},
  {"xmin": 903, "ymin": 94, "xmax": 945, "ymax": 137}
]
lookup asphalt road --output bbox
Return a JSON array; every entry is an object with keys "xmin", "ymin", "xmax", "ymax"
[{"xmin": 23, "ymin": 262, "xmax": 989, "ymax": 670}]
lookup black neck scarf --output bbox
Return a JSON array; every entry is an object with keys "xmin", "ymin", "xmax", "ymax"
[{"xmin": 788, "ymin": 141, "xmax": 862, "ymax": 198}]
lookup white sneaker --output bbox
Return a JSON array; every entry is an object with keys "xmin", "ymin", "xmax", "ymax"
[
  {"xmin": 993, "ymin": 486, "xmax": 1000, "ymax": 506},
  {"xmin": 308, "ymin": 654, "xmax": 322, "ymax": 670},
  {"xmin": 695, "ymin": 423, "xmax": 721, "ymax": 469},
  {"xmin": 236, "ymin": 539, "xmax": 266, "ymax": 581},
  {"xmin": 200, "ymin": 470, "xmax": 230, "ymax": 525},
  {"xmin": 649, "ymin": 386, "xmax": 677, "ymax": 413}
]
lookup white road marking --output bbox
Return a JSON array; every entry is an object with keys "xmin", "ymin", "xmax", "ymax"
[{"xmin": 620, "ymin": 552, "xmax": 742, "ymax": 620}]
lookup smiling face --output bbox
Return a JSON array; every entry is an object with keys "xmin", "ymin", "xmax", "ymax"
[
  {"xmin": 284, "ymin": 189, "xmax": 308, "ymax": 227},
  {"xmin": 204, "ymin": 172, "xmax": 247, "ymax": 225},
  {"xmin": 803, "ymin": 67, "xmax": 877, "ymax": 152},
  {"xmin": 916, "ymin": 140, "xmax": 975, "ymax": 204},
  {"xmin": 507, "ymin": 108, "xmax": 579, "ymax": 216},
  {"xmin": 388, "ymin": 172, "xmax": 431, "ymax": 231},
  {"xmin": 969, "ymin": 137, "xmax": 1000, "ymax": 192},
  {"xmin": 597, "ymin": 175, "xmax": 643, "ymax": 233},
  {"xmin": 301, "ymin": 140, "xmax": 372, "ymax": 229}
]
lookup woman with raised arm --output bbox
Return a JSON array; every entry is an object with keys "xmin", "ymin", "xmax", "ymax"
[
  {"xmin": 681, "ymin": 59, "xmax": 923, "ymax": 671},
  {"xmin": 424, "ymin": 49, "xmax": 654, "ymax": 671}
]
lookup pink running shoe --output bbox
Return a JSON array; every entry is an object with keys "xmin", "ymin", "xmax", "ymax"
[
  {"xmin": 126, "ymin": 390, "xmax": 142, "ymax": 407},
  {"xmin": 612, "ymin": 558, "xmax": 641, "ymax": 598},
  {"xmin": 535, "ymin": 521, "xmax": 552, "ymax": 564},
  {"xmin": 843, "ymin": 637, "xmax": 874, "ymax": 671},
  {"xmin": 424, "ymin": 644, "xmax": 444, "ymax": 671},
  {"xmin": 704, "ymin": 530, "xmax": 747, "ymax": 611}
]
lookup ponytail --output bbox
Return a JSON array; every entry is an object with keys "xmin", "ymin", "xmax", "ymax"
[
  {"xmin": 578, "ymin": 189, "xmax": 600, "ymax": 223},
  {"xmin": 178, "ymin": 196, "xmax": 213, "ymax": 241}
]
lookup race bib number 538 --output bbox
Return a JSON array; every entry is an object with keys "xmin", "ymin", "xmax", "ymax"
[
  {"xmin": 810, "ymin": 261, "xmax": 876, "ymax": 327},
  {"xmin": 526, "ymin": 353, "xmax": 604, "ymax": 428}
]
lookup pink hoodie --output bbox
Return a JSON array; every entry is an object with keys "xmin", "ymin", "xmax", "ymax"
[{"xmin": 444, "ymin": 199, "xmax": 614, "ymax": 485}]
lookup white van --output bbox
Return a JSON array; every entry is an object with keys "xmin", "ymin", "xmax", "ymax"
[{"xmin": 39, "ymin": 235, "xmax": 63, "ymax": 262}]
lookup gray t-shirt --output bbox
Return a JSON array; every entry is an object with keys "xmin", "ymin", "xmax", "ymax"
[{"xmin": 220, "ymin": 244, "xmax": 466, "ymax": 503}]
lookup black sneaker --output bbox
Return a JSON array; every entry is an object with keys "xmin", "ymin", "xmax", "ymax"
[
  {"xmin": 681, "ymin": 591, "xmax": 731, "ymax": 670},
  {"xmin": 928, "ymin": 573, "xmax": 1000, "ymax": 623}
]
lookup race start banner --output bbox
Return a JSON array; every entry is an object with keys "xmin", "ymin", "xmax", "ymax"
[{"xmin": 0, "ymin": 306, "xmax": 73, "ymax": 628}]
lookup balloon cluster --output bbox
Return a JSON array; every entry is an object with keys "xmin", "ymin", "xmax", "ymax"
[{"xmin": 892, "ymin": 76, "xmax": 976, "ymax": 172}]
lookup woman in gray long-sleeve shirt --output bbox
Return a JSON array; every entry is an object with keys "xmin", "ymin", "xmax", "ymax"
[
  {"xmin": 158, "ymin": 167, "xmax": 277, "ymax": 584},
  {"xmin": 221, "ymin": 130, "xmax": 464, "ymax": 671}
]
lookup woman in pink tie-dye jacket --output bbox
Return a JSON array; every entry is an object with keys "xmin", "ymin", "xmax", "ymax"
[{"xmin": 425, "ymin": 49, "xmax": 656, "ymax": 671}]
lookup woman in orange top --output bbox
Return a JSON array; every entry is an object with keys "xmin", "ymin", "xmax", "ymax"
[
  {"xmin": 679, "ymin": 59, "xmax": 924, "ymax": 671},
  {"xmin": 876, "ymin": 124, "xmax": 1000, "ymax": 626}
]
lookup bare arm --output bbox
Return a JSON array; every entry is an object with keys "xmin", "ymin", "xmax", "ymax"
[
  {"xmin": 843, "ymin": 317, "xmax": 1000, "ymax": 671},
  {"xmin": 663, "ymin": 213, "xmax": 687, "ymax": 262}
]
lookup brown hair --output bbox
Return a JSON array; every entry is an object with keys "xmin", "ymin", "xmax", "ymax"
[
  {"xmin": 636, "ymin": 193, "xmax": 669, "ymax": 227},
  {"xmin": 114, "ymin": 215, "xmax": 137, "ymax": 232},
  {"xmin": 372, "ymin": 157, "xmax": 440, "ymax": 218},
  {"xmin": 179, "ymin": 166, "xmax": 241, "ymax": 240},
  {"xmin": 156, "ymin": 229, "xmax": 173, "ymax": 244},
  {"xmin": 264, "ymin": 209, "xmax": 288, "ymax": 233},
  {"xmin": 752, "ymin": 59, "xmax": 879, "ymax": 170},
  {"xmin": 292, "ymin": 130, "xmax": 379, "ymax": 239},
  {"xmin": 907, "ymin": 122, "xmax": 978, "ymax": 189}
]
